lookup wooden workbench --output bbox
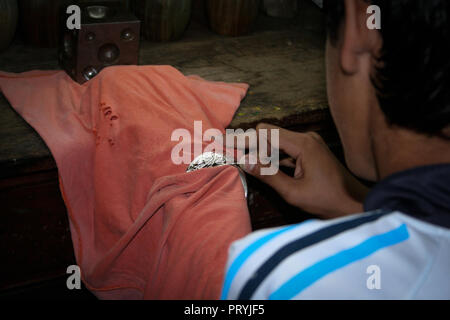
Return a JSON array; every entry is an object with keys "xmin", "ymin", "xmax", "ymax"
[{"xmin": 0, "ymin": 1, "xmax": 337, "ymax": 298}]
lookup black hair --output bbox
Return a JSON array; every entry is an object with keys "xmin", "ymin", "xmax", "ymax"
[{"xmin": 326, "ymin": 0, "xmax": 450, "ymax": 137}]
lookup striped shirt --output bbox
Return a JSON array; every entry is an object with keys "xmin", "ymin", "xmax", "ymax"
[{"xmin": 221, "ymin": 164, "xmax": 450, "ymax": 300}]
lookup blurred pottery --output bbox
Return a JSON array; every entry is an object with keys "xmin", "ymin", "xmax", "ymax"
[
  {"xmin": 207, "ymin": 0, "xmax": 261, "ymax": 37},
  {"xmin": 131, "ymin": 0, "xmax": 192, "ymax": 41}
]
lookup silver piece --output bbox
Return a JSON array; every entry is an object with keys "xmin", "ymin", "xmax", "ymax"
[{"xmin": 186, "ymin": 152, "xmax": 248, "ymax": 198}]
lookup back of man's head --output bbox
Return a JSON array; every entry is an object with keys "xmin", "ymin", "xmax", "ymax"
[{"xmin": 327, "ymin": 0, "xmax": 450, "ymax": 138}]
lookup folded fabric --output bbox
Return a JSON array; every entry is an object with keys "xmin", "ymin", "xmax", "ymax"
[{"xmin": 0, "ymin": 66, "xmax": 252, "ymax": 299}]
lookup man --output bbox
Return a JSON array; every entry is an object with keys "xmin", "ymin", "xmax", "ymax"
[{"xmin": 221, "ymin": 0, "xmax": 450, "ymax": 299}]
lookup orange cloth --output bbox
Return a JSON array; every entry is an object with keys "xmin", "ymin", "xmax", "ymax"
[{"xmin": 0, "ymin": 66, "xmax": 252, "ymax": 299}]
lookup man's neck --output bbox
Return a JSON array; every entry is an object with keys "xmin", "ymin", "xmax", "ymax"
[{"xmin": 373, "ymin": 125, "xmax": 450, "ymax": 180}]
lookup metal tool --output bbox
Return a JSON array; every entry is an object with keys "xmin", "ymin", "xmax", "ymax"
[{"xmin": 186, "ymin": 152, "xmax": 248, "ymax": 198}]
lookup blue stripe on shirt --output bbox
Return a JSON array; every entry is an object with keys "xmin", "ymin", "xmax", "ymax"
[
  {"xmin": 220, "ymin": 221, "xmax": 312, "ymax": 299},
  {"xmin": 269, "ymin": 223, "xmax": 410, "ymax": 300},
  {"xmin": 238, "ymin": 210, "xmax": 388, "ymax": 299}
]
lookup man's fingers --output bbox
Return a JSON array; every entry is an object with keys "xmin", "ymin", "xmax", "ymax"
[
  {"xmin": 279, "ymin": 156, "xmax": 304, "ymax": 179},
  {"xmin": 255, "ymin": 123, "xmax": 305, "ymax": 160},
  {"xmin": 279, "ymin": 157, "xmax": 296, "ymax": 168},
  {"xmin": 240, "ymin": 154, "xmax": 302, "ymax": 206},
  {"xmin": 224, "ymin": 123, "xmax": 302, "ymax": 159},
  {"xmin": 224, "ymin": 124, "xmax": 321, "ymax": 182}
]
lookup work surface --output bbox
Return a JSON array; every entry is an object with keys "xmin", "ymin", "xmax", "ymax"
[{"xmin": 0, "ymin": 1, "xmax": 328, "ymax": 178}]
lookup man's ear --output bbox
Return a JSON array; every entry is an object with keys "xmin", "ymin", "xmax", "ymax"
[{"xmin": 340, "ymin": 0, "xmax": 382, "ymax": 75}]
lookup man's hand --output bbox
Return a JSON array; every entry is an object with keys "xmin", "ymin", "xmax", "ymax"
[{"xmin": 235, "ymin": 123, "xmax": 369, "ymax": 219}]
